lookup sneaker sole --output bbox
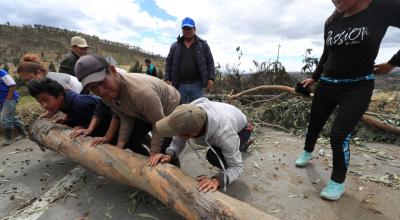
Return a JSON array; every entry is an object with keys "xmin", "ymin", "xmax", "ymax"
[
  {"xmin": 320, "ymin": 191, "xmax": 344, "ymax": 201},
  {"xmin": 295, "ymin": 157, "xmax": 314, "ymax": 167}
]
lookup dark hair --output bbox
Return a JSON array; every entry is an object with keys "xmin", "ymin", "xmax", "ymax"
[
  {"xmin": 28, "ymin": 78, "xmax": 64, "ymax": 98},
  {"xmin": 145, "ymin": 58, "xmax": 151, "ymax": 63},
  {"xmin": 326, "ymin": 10, "xmax": 343, "ymax": 25},
  {"xmin": 17, "ymin": 53, "xmax": 48, "ymax": 75}
]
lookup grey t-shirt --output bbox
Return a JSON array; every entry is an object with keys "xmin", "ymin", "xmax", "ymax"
[{"xmin": 46, "ymin": 72, "xmax": 83, "ymax": 94}]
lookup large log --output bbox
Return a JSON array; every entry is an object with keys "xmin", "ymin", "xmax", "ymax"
[{"xmin": 29, "ymin": 119, "xmax": 278, "ymax": 220}]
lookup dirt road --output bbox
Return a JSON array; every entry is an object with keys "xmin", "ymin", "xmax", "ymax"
[{"xmin": 1, "ymin": 127, "xmax": 399, "ymax": 220}]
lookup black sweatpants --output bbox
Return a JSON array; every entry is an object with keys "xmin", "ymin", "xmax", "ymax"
[
  {"xmin": 304, "ymin": 80, "xmax": 374, "ymax": 183},
  {"xmin": 206, "ymin": 123, "xmax": 253, "ymax": 168},
  {"xmin": 125, "ymin": 119, "xmax": 172, "ymax": 156}
]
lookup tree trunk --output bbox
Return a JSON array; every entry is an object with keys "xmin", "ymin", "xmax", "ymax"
[
  {"xmin": 28, "ymin": 119, "xmax": 278, "ymax": 220},
  {"xmin": 361, "ymin": 115, "xmax": 400, "ymax": 135}
]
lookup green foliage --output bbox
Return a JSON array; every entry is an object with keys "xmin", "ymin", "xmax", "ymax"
[
  {"xmin": 129, "ymin": 60, "xmax": 142, "ymax": 73},
  {"xmin": 158, "ymin": 68, "xmax": 164, "ymax": 79},
  {"xmin": 12, "ymin": 74, "xmax": 27, "ymax": 90},
  {"xmin": 12, "ymin": 57, "xmax": 20, "ymax": 67},
  {"xmin": 3, "ymin": 63, "xmax": 9, "ymax": 72},
  {"xmin": 236, "ymin": 96, "xmax": 400, "ymax": 146},
  {"xmin": 48, "ymin": 61, "xmax": 56, "ymax": 72},
  {"xmin": 16, "ymin": 95, "xmax": 42, "ymax": 126},
  {"xmin": 212, "ymin": 46, "xmax": 296, "ymax": 94},
  {"xmin": 301, "ymin": 48, "xmax": 319, "ymax": 76}
]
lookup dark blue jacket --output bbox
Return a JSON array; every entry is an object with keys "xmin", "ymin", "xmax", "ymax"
[
  {"xmin": 165, "ymin": 35, "xmax": 215, "ymax": 88},
  {"xmin": 61, "ymin": 90, "xmax": 114, "ymax": 139}
]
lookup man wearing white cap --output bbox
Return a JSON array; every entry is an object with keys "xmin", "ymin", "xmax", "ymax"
[{"xmin": 59, "ymin": 36, "xmax": 90, "ymax": 76}]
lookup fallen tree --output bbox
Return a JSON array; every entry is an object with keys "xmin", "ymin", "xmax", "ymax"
[
  {"xmin": 228, "ymin": 85, "xmax": 400, "ymax": 136},
  {"xmin": 28, "ymin": 119, "xmax": 278, "ymax": 220}
]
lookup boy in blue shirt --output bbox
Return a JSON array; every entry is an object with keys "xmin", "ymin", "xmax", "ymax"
[
  {"xmin": 0, "ymin": 69, "xmax": 27, "ymax": 146},
  {"xmin": 28, "ymin": 78, "xmax": 117, "ymax": 145},
  {"xmin": 27, "ymin": 78, "xmax": 150, "ymax": 155}
]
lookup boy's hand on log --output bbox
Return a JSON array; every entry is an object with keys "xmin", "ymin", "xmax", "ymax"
[
  {"xmin": 160, "ymin": 154, "xmax": 172, "ymax": 164},
  {"xmin": 196, "ymin": 176, "xmax": 220, "ymax": 193},
  {"xmin": 38, "ymin": 111, "xmax": 50, "ymax": 119},
  {"xmin": 147, "ymin": 152, "xmax": 171, "ymax": 167},
  {"xmin": 55, "ymin": 118, "xmax": 67, "ymax": 124},
  {"xmin": 91, "ymin": 136, "xmax": 110, "ymax": 147},
  {"xmin": 69, "ymin": 128, "xmax": 91, "ymax": 138},
  {"xmin": 116, "ymin": 141, "xmax": 125, "ymax": 149}
]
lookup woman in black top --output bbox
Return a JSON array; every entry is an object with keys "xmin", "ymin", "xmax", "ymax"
[{"xmin": 295, "ymin": 0, "xmax": 400, "ymax": 201}]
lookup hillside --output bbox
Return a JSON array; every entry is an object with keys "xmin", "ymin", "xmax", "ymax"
[{"xmin": 0, "ymin": 24, "xmax": 165, "ymax": 72}]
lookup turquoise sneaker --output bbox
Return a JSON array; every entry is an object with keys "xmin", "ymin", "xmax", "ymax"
[
  {"xmin": 295, "ymin": 151, "xmax": 314, "ymax": 167},
  {"xmin": 320, "ymin": 180, "xmax": 345, "ymax": 200}
]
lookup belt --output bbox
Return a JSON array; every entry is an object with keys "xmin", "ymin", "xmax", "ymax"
[
  {"xmin": 181, "ymin": 80, "xmax": 199, "ymax": 84},
  {"xmin": 320, "ymin": 74, "xmax": 374, "ymax": 84}
]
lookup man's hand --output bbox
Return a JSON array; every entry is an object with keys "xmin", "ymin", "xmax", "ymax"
[
  {"xmin": 55, "ymin": 118, "xmax": 67, "ymax": 124},
  {"xmin": 69, "ymin": 128, "xmax": 92, "ymax": 138},
  {"xmin": 90, "ymin": 136, "xmax": 111, "ymax": 147},
  {"xmin": 148, "ymin": 153, "xmax": 171, "ymax": 167},
  {"xmin": 116, "ymin": 141, "xmax": 125, "ymax": 149},
  {"xmin": 39, "ymin": 111, "xmax": 52, "ymax": 119},
  {"xmin": 374, "ymin": 63, "xmax": 395, "ymax": 75},
  {"xmin": 196, "ymin": 176, "xmax": 220, "ymax": 193},
  {"xmin": 165, "ymin": 80, "xmax": 172, "ymax": 85},
  {"xmin": 301, "ymin": 78, "xmax": 316, "ymax": 87},
  {"xmin": 147, "ymin": 152, "xmax": 171, "ymax": 167},
  {"xmin": 207, "ymin": 80, "xmax": 214, "ymax": 92}
]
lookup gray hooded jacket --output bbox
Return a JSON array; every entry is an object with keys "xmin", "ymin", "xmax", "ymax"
[{"xmin": 165, "ymin": 97, "xmax": 247, "ymax": 186}]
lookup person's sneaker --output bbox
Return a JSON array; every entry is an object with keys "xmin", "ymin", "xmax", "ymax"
[
  {"xmin": 14, "ymin": 133, "xmax": 27, "ymax": 141},
  {"xmin": 320, "ymin": 180, "xmax": 345, "ymax": 200},
  {"xmin": 295, "ymin": 151, "xmax": 314, "ymax": 167},
  {"xmin": 0, "ymin": 139, "xmax": 13, "ymax": 147},
  {"xmin": 15, "ymin": 127, "xmax": 28, "ymax": 141},
  {"xmin": 1, "ymin": 129, "xmax": 13, "ymax": 147}
]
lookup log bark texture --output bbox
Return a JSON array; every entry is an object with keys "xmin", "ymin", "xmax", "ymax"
[{"xmin": 29, "ymin": 119, "xmax": 278, "ymax": 220}]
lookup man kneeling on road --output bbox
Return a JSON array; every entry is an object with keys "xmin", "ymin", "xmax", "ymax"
[{"xmin": 151, "ymin": 97, "xmax": 254, "ymax": 192}]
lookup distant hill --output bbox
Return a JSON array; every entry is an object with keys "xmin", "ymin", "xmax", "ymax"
[{"xmin": 0, "ymin": 24, "xmax": 165, "ymax": 72}]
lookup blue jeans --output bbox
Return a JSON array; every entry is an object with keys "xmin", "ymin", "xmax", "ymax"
[
  {"xmin": 178, "ymin": 81, "xmax": 203, "ymax": 104},
  {"xmin": 1, "ymin": 100, "xmax": 24, "ymax": 129}
]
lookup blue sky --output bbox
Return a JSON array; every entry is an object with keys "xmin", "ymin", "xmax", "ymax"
[
  {"xmin": 138, "ymin": 0, "xmax": 175, "ymax": 20},
  {"xmin": 0, "ymin": 0, "xmax": 399, "ymax": 72}
]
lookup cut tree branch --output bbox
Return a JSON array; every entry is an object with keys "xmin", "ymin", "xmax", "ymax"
[{"xmin": 228, "ymin": 85, "xmax": 400, "ymax": 136}]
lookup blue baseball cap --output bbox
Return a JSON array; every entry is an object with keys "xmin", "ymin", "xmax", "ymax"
[{"xmin": 181, "ymin": 17, "xmax": 195, "ymax": 28}]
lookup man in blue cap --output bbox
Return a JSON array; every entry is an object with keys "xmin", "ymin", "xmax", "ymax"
[{"xmin": 165, "ymin": 17, "xmax": 215, "ymax": 103}]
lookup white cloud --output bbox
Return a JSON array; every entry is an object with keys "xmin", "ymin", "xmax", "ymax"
[{"xmin": 1, "ymin": 0, "xmax": 399, "ymax": 72}]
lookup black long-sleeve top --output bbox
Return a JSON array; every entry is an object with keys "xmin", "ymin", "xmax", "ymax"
[{"xmin": 312, "ymin": 0, "xmax": 400, "ymax": 81}]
